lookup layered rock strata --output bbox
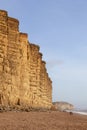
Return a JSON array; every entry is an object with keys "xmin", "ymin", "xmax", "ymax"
[{"xmin": 0, "ymin": 10, "xmax": 52, "ymax": 109}]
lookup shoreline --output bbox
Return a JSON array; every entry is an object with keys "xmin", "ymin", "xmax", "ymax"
[{"xmin": 66, "ymin": 109, "xmax": 87, "ymax": 116}]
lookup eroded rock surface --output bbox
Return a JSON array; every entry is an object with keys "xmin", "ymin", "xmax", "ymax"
[{"xmin": 0, "ymin": 10, "xmax": 52, "ymax": 109}]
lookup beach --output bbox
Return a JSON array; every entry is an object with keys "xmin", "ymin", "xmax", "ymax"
[{"xmin": 0, "ymin": 111, "xmax": 87, "ymax": 130}]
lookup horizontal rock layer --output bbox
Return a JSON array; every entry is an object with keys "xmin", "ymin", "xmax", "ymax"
[{"xmin": 0, "ymin": 10, "xmax": 52, "ymax": 109}]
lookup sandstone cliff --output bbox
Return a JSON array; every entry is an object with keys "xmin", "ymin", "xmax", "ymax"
[{"xmin": 0, "ymin": 10, "xmax": 52, "ymax": 109}]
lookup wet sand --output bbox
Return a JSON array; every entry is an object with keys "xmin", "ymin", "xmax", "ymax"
[{"xmin": 0, "ymin": 111, "xmax": 87, "ymax": 130}]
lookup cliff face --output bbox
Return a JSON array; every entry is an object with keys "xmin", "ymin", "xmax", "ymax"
[{"xmin": 0, "ymin": 10, "xmax": 52, "ymax": 109}]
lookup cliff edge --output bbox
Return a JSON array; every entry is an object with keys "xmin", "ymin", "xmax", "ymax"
[{"xmin": 0, "ymin": 10, "xmax": 52, "ymax": 109}]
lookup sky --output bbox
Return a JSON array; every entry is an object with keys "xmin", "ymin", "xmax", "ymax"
[{"xmin": 0, "ymin": 0, "xmax": 87, "ymax": 109}]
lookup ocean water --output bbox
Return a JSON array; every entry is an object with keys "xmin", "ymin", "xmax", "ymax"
[
  {"xmin": 73, "ymin": 111, "xmax": 87, "ymax": 115},
  {"xmin": 66, "ymin": 110, "xmax": 87, "ymax": 116}
]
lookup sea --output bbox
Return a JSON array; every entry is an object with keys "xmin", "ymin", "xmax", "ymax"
[{"xmin": 66, "ymin": 109, "xmax": 87, "ymax": 116}]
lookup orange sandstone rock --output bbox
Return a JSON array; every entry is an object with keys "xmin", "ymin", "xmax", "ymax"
[{"xmin": 0, "ymin": 10, "xmax": 52, "ymax": 109}]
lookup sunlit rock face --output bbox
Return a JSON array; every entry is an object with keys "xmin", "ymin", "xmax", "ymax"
[
  {"xmin": 0, "ymin": 10, "xmax": 52, "ymax": 109},
  {"xmin": 53, "ymin": 102, "xmax": 74, "ymax": 111}
]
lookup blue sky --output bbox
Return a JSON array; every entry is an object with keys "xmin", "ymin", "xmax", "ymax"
[{"xmin": 0, "ymin": 0, "xmax": 87, "ymax": 109}]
